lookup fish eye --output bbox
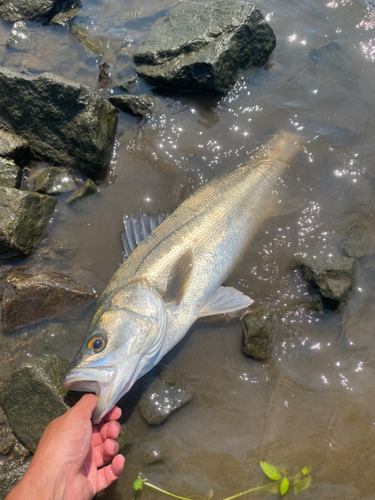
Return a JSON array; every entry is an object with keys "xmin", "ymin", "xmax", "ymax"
[{"xmin": 87, "ymin": 335, "xmax": 106, "ymax": 353}]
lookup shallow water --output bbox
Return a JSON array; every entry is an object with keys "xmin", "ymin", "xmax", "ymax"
[{"xmin": 1, "ymin": 0, "xmax": 375, "ymax": 498}]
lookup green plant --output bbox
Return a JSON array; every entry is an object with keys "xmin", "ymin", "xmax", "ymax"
[{"xmin": 132, "ymin": 461, "xmax": 312, "ymax": 500}]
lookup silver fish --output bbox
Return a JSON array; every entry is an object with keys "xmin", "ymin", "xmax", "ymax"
[{"xmin": 63, "ymin": 131, "xmax": 300, "ymax": 423}]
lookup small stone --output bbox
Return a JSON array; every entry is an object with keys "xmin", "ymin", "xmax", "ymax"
[
  {"xmin": 34, "ymin": 237, "xmax": 76, "ymax": 261},
  {"xmin": 139, "ymin": 378, "xmax": 191, "ymax": 426},
  {"xmin": 6, "ymin": 21, "xmax": 35, "ymax": 52},
  {"xmin": 66, "ymin": 179, "xmax": 98, "ymax": 205},
  {"xmin": 0, "ymin": 130, "xmax": 29, "ymax": 163},
  {"xmin": 242, "ymin": 306, "xmax": 272, "ymax": 361},
  {"xmin": 116, "ymin": 425, "xmax": 133, "ymax": 454},
  {"xmin": 343, "ymin": 214, "xmax": 375, "ymax": 258},
  {"xmin": 34, "ymin": 167, "xmax": 76, "ymax": 195},
  {"xmin": 117, "ymin": 76, "xmax": 138, "ymax": 92},
  {"xmin": 0, "ymin": 407, "xmax": 16, "ymax": 456},
  {"xmin": 0, "ymin": 158, "xmax": 22, "ymax": 189},
  {"xmin": 143, "ymin": 448, "xmax": 164, "ymax": 465},
  {"xmin": 0, "ymin": 354, "xmax": 70, "ymax": 453},
  {"xmin": 1, "ymin": 269, "xmax": 95, "ymax": 332},
  {"xmin": 0, "ymin": 186, "xmax": 57, "ymax": 261},
  {"xmin": 49, "ymin": 7, "xmax": 81, "ymax": 27},
  {"xmin": 109, "ymin": 94, "xmax": 157, "ymax": 117}
]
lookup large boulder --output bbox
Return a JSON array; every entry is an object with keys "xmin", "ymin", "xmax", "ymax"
[
  {"xmin": 1, "ymin": 269, "xmax": 95, "ymax": 332},
  {"xmin": 0, "ymin": 355, "xmax": 70, "ymax": 453},
  {"xmin": 0, "ymin": 67, "xmax": 118, "ymax": 174},
  {"xmin": 0, "ymin": 187, "xmax": 57, "ymax": 261},
  {"xmin": 134, "ymin": 0, "xmax": 276, "ymax": 95},
  {"xmin": 0, "ymin": 0, "xmax": 74, "ymax": 23}
]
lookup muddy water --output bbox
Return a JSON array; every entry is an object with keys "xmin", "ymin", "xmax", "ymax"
[{"xmin": 2, "ymin": 0, "xmax": 375, "ymax": 498}]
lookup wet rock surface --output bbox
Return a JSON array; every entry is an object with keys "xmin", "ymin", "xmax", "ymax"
[
  {"xmin": 34, "ymin": 237, "xmax": 76, "ymax": 262},
  {"xmin": 0, "ymin": 0, "xmax": 74, "ymax": 23},
  {"xmin": 6, "ymin": 22, "xmax": 35, "ymax": 52},
  {"xmin": 139, "ymin": 378, "xmax": 191, "ymax": 425},
  {"xmin": 343, "ymin": 213, "xmax": 375, "ymax": 258},
  {"xmin": 66, "ymin": 178, "xmax": 98, "ymax": 204},
  {"xmin": 0, "ymin": 186, "xmax": 57, "ymax": 261},
  {"xmin": 0, "ymin": 407, "xmax": 16, "ymax": 456},
  {"xmin": 0, "ymin": 67, "xmax": 118, "ymax": 174},
  {"xmin": 0, "ymin": 130, "xmax": 29, "ymax": 164},
  {"xmin": 0, "ymin": 159, "xmax": 22, "ymax": 189},
  {"xmin": 134, "ymin": 0, "xmax": 276, "ymax": 95},
  {"xmin": 0, "ymin": 354, "xmax": 70, "ymax": 453},
  {"xmin": 143, "ymin": 448, "xmax": 164, "ymax": 465},
  {"xmin": 242, "ymin": 305, "xmax": 273, "ymax": 361},
  {"xmin": 0, "ymin": 458, "xmax": 31, "ymax": 500},
  {"xmin": 34, "ymin": 166, "xmax": 76, "ymax": 195},
  {"xmin": 117, "ymin": 76, "xmax": 139, "ymax": 92},
  {"xmin": 0, "ymin": 269, "xmax": 95, "ymax": 332},
  {"xmin": 296, "ymin": 254, "xmax": 356, "ymax": 311},
  {"xmin": 109, "ymin": 94, "xmax": 157, "ymax": 117}
]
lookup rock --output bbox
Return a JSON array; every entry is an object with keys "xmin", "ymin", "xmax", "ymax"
[
  {"xmin": 143, "ymin": 448, "xmax": 164, "ymax": 465},
  {"xmin": 49, "ymin": 7, "xmax": 81, "ymax": 27},
  {"xmin": 0, "ymin": 130, "xmax": 29, "ymax": 164},
  {"xmin": 0, "ymin": 0, "xmax": 74, "ymax": 23},
  {"xmin": 0, "ymin": 355, "xmax": 70, "ymax": 453},
  {"xmin": 343, "ymin": 214, "xmax": 375, "ymax": 258},
  {"xmin": 0, "ymin": 458, "xmax": 31, "ymax": 500},
  {"xmin": 116, "ymin": 425, "xmax": 133, "ymax": 454},
  {"xmin": 139, "ymin": 378, "xmax": 191, "ymax": 425},
  {"xmin": 34, "ymin": 166, "xmax": 76, "ymax": 195},
  {"xmin": 241, "ymin": 305, "xmax": 273, "ymax": 361},
  {"xmin": 0, "ymin": 67, "xmax": 118, "ymax": 175},
  {"xmin": 0, "ymin": 159, "xmax": 22, "ymax": 189},
  {"xmin": 66, "ymin": 179, "xmax": 98, "ymax": 204},
  {"xmin": 109, "ymin": 95, "xmax": 157, "ymax": 117},
  {"xmin": 97, "ymin": 62, "xmax": 113, "ymax": 93},
  {"xmin": 117, "ymin": 76, "xmax": 138, "ymax": 92},
  {"xmin": 134, "ymin": 0, "xmax": 276, "ymax": 95},
  {"xmin": 6, "ymin": 22, "xmax": 35, "ymax": 52},
  {"xmin": 1, "ymin": 269, "xmax": 95, "ymax": 332},
  {"xmin": 0, "ymin": 186, "xmax": 57, "ymax": 261},
  {"xmin": 296, "ymin": 254, "xmax": 357, "ymax": 311},
  {"xmin": 34, "ymin": 236, "xmax": 76, "ymax": 261},
  {"xmin": 0, "ymin": 407, "xmax": 16, "ymax": 456}
]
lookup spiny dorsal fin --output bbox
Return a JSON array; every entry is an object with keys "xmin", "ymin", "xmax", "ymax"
[
  {"xmin": 121, "ymin": 209, "xmax": 170, "ymax": 261},
  {"xmin": 164, "ymin": 249, "xmax": 194, "ymax": 306}
]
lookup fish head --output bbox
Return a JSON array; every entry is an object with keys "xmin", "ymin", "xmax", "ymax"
[{"xmin": 63, "ymin": 279, "xmax": 168, "ymax": 423}]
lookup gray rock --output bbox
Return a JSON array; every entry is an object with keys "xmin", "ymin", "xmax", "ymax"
[
  {"xmin": 0, "ymin": 458, "xmax": 31, "ymax": 500},
  {"xmin": 1, "ymin": 269, "xmax": 95, "ymax": 332},
  {"xmin": 134, "ymin": 0, "xmax": 276, "ymax": 95},
  {"xmin": 0, "ymin": 407, "xmax": 16, "ymax": 456},
  {"xmin": 343, "ymin": 214, "xmax": 375, "ymax": 258},
  {"xmin": 139, "ymin": 378, "xmax": 191, "ymax": 425},
  {"xmin": 6, "ymin": 22, "xmax": 35, "ymax": 52},
  {"xmin": 109, "ymin": 95, "xmax": 157, "ymax": 117},
  {"xmin": 49, "ymin": 7, "xmax": 81, "ymax": 27},
  {"xmin": 34, "ymin": 166, "xmax": 76, "ymax": 195},
  {"xmin": 34, "ymin": 236, "xmax": 76, "ymax": 261},
  {"xmin": 0, "ymin": 130, "xmax": 29, "ymax": 164},
  {"xmin": 0, "ymin": 0, "xmax": 72, "ymax": 23},
  {"xmin": 66, "ymin": 179, "xmax": 98, "ymax": 204},
  {"xmin": 241, "ymin": 305, "xmax": 273, "ymax": 361},
  {"xmin": 143, "ymin": 448, "xmax": 164, "ymax": 465},
  {"xmin": 117, "ymin": 76, "xmax": 138, "ymax": 92},
  {"xmin": 0, "ymin": 159, "xmax": 22, "ymax": 189},
  {"xmin": 0, "ymin": 67, "xmax": 118, "ymax": 175},
  {"xmin": 0, "ymin": 186, "xmax": 57, "ymax": 261},
  {"xmin": 296, "ymin": 254, "xmax": 357, "ymax": 311},
  {"xmin": 0, "ymin": 354, "xmax": 70, "ymax": 453},
  {"xmin": 116, "ymin": 425, "xmax": 133, "ymax": 454}
]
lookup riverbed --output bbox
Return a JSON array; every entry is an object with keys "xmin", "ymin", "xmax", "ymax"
[{"xmin": 1, "ymin": 0, "xmax": 375, "ymax": 498}]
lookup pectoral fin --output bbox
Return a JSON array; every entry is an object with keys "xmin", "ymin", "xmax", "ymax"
[
  {"xmin": 198, "ymin": 286, "xmax": 253, "ymax": 318},
  {"xmin": 164, "ymin": 249, "xmax": 194, "ymax": 306}
]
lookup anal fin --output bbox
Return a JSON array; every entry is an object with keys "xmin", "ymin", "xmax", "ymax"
[{"xmin": 198, "ymin": 286, "xmax": 253, "ymax": 318}]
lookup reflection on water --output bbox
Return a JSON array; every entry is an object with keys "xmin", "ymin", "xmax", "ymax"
[{"xmin": 1, "ymin": 0, "xmax": 375, "ymax": 498}]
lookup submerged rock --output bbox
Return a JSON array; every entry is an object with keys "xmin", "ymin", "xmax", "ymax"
[
  {"xmin": 117, "ymin": 76, "xmax": 138, "ymax": 92},
  {"xmin": 0, "ymin": 67, "xmax": 118, "ymax": 174},
  {"xmin": 296, "ymin": 254, "xmax": 356, "ymax": 311},
  {"xmin": 34, "ymin": 236, "xmax": 76, "ymax": 261},
  {"xmin": 116, "ymin": 425, "xmax": 133, "ymax": 454},
  {"xmin": 242, "ymin": 305, "xmax": 273, "ymax": 361},
  {"xmin": 1, "ymin": 269, "xmax": 95, "ymax": 332},
  {"xmin": 0, "ymin": 186, "xmax": 57, "ymax": 261},
  {"xmin": 143, "ymin": 448, "xmax": 164, "ymax": 465},
  {"xmin": 0, "ymin": 130, "xmax": 29, "ymax": 164},
  {"xmin": 66, "ymin": 179, "xmax": 98, "ymax": 204},
  {"xmin": 109, "ymin": 95, "xmax": 157, "ymax": 117},
  {"xmin": 49, "ymin": 6, "xmax": 80, "ymax": 27},
  {"xmin": 0, "ymin": 0, "xmax": 74, "ymax": 23},
  {"xmin": 0, "ymin": 159, "xmax": 22, "ymax": 189},
  {"xmin": 0, "ymin": 355, "xmax": 70, "ymax": 453},
  {"xmin": 134, "ymin": 0, "xmax": 276, "ymax": 95},
  {"xmin": 139, "ymin": 378, "xmax": 191, "ymax": 425},
  {"xmin": 6, "ymin": 22, "xmax": 35, "ymax": 52},
  {"xmin": 34, "ymin": 166, "xmax": 76, "ymax": 195},
  {"xmin": 343, "ymin": 214, "xmax": 375, "ymax": 258}
]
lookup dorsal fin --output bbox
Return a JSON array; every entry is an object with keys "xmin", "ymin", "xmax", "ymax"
[{"xmin": 121, "ymin": 209, "xmax": 170, "ymax": 261}]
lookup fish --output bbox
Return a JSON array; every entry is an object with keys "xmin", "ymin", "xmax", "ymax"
[{"xmin": 63, "ymin": 131, "xmax": 300, "ymax": 423}]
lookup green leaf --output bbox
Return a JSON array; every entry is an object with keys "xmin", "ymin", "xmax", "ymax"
[
  {"xmin": 293, "ymin": 474, "xmax": 312, "ymax": 494},
  {"xmin": 207, "ymin": 488, "xmax": 214, "ymax": 500},
  {"xmin": 133, "ymin": 477, "xmax": 143, "ymax": 491},
  {"xmin": 301, "ymin": 466, "xmax": 309, "ymax": 476},
  {"xmin": 280, "ymin": 477, "xmax": 289, "ymax": 496},
  {"xmin": 259, "ymin": 461, "xmax": 282, "ymax": 481}
]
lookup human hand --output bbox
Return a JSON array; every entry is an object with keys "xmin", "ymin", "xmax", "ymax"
[{"xmin": 6, "ymin": 394, "xmax": 125, "ymax": 500}]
